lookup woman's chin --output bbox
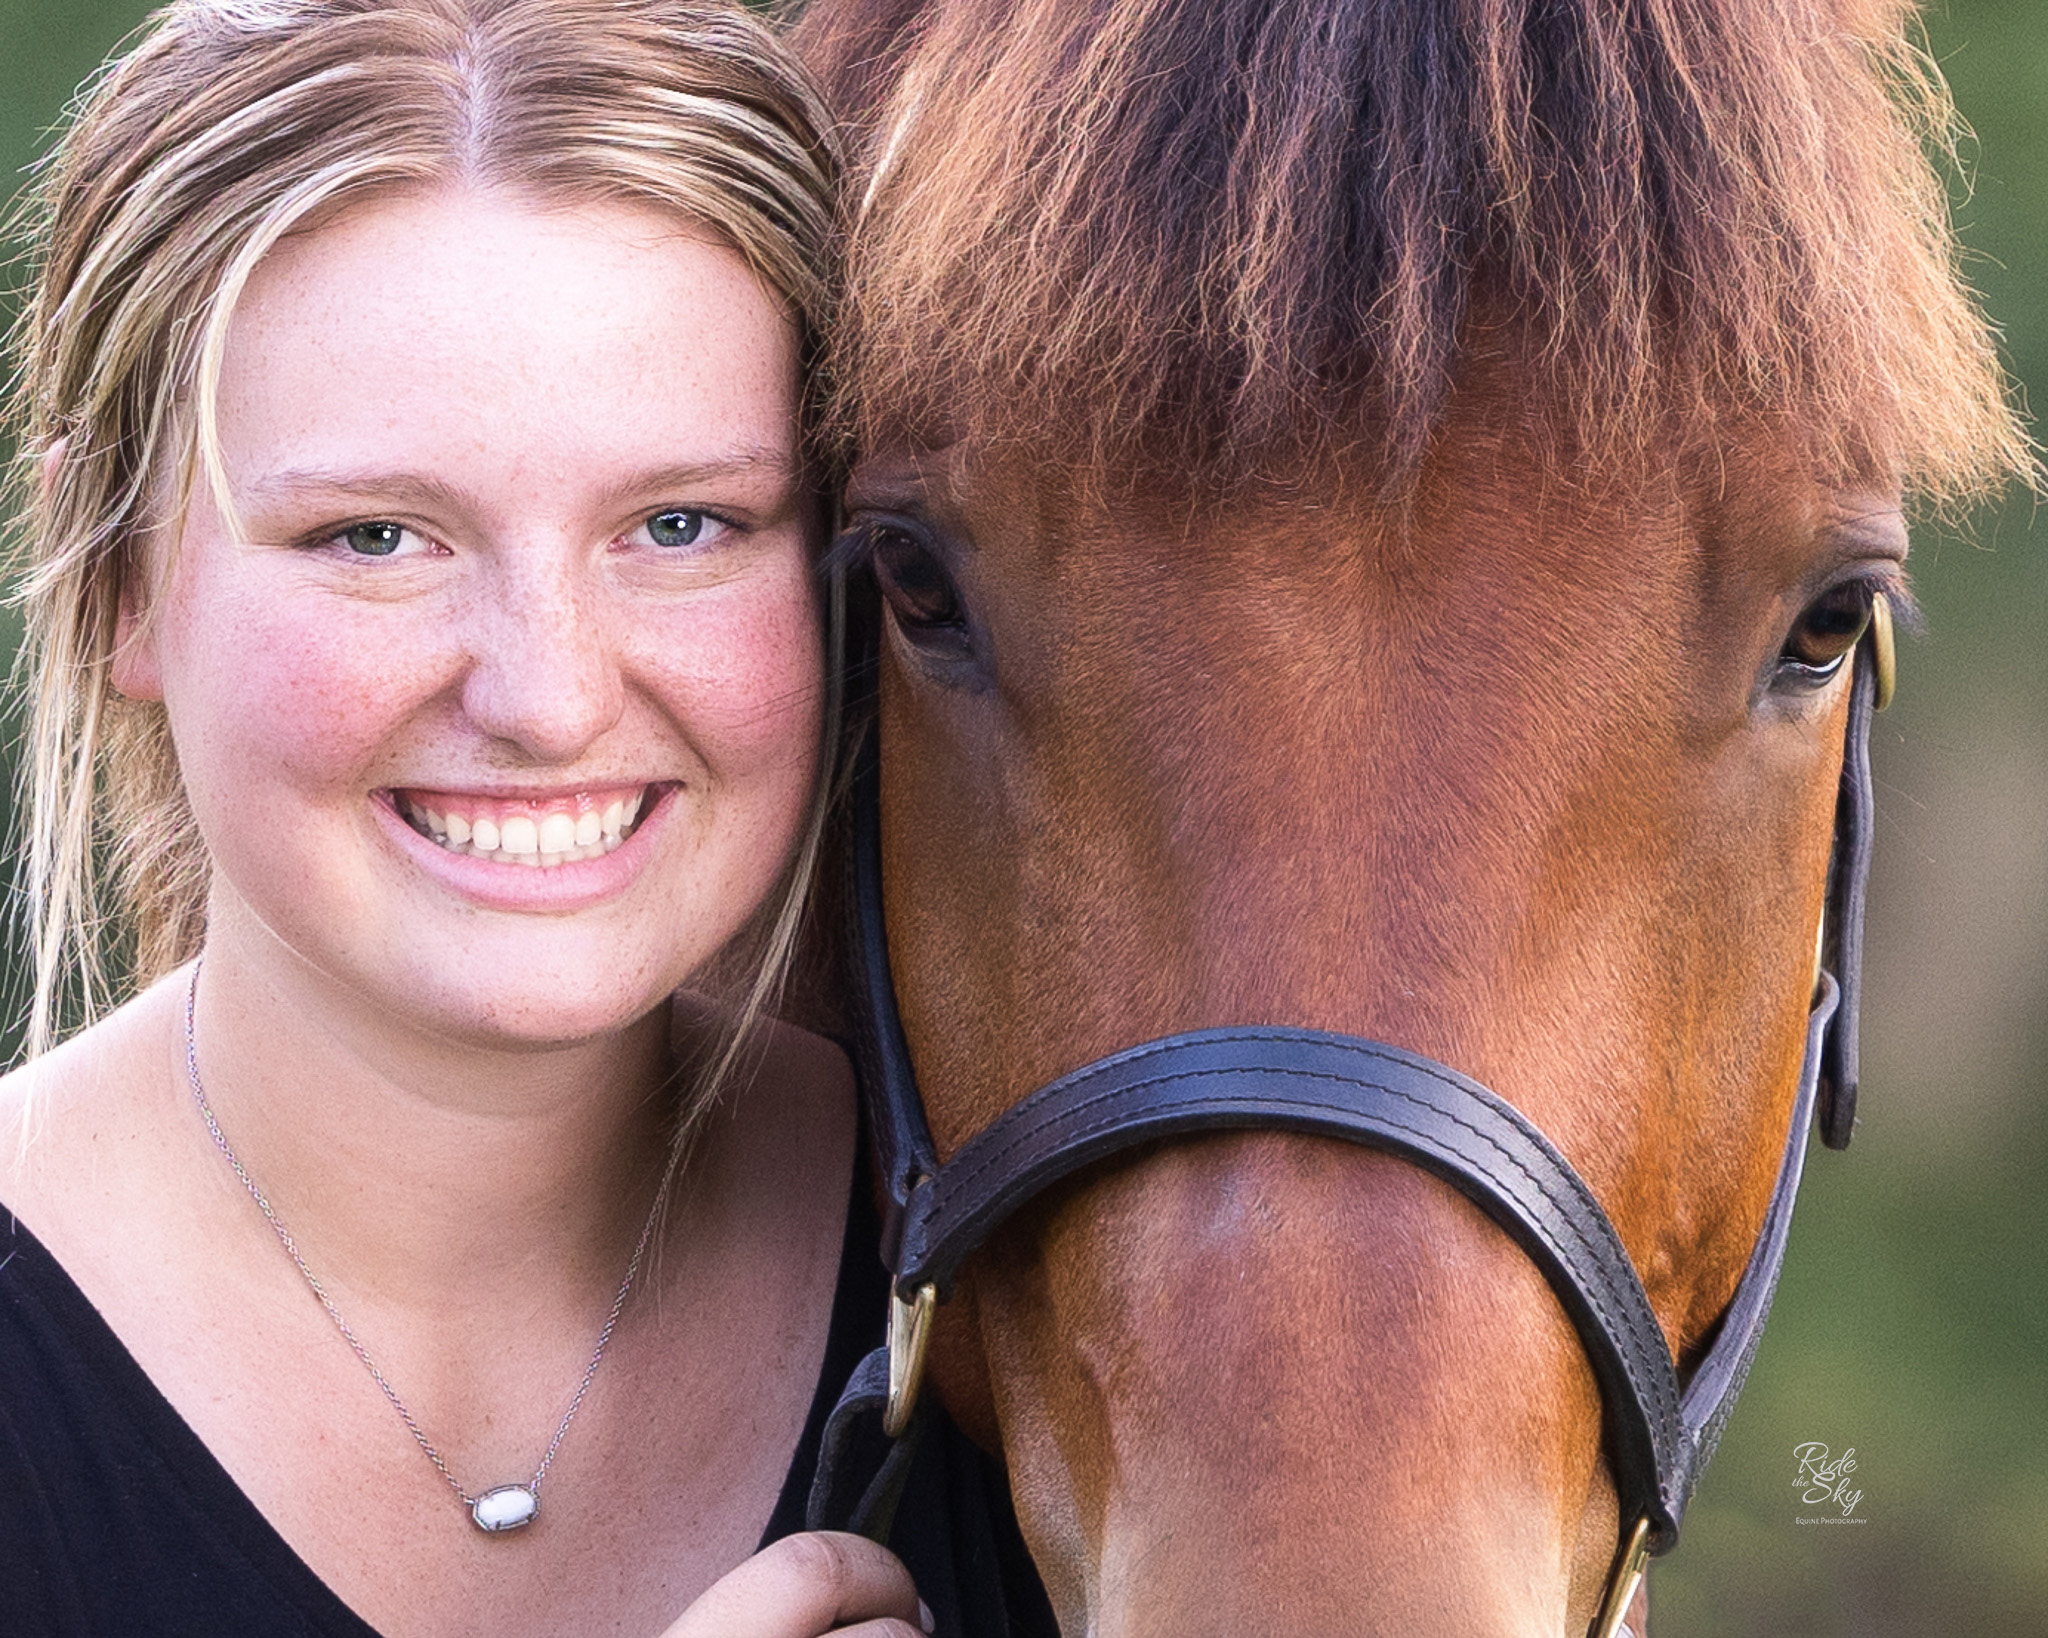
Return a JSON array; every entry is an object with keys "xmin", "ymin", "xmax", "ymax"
[{"xmin": 357, "ymin": 956, "xmax": 687, "ymax": 1054}]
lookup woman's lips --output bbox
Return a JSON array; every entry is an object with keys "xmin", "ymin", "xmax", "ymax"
[{"xmin": 391, "ymin": 783, "xmax": 651, "ymax": 867}]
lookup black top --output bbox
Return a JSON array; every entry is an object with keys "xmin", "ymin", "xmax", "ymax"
[{"xmin": 0, "ymin": 1172, "xmax": 1054, "ymax": 1637}]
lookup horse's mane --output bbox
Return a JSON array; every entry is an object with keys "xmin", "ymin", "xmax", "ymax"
[{"xmin": 793, "ymin": 0, "xmax": 2028, "ymax": 504}]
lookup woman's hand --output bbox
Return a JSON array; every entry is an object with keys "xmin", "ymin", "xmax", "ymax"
[{"xmin": 659, "ymin": 1532, "xmax": 934, "ymax": 1638}]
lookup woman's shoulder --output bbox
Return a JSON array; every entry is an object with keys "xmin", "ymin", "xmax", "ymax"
[
  {"xmin": 0, "ymin": 976, "xmax": 186, "ymax": 1241},
  {"xmin": 0, "ymin": 969, "xmax": 183, "ymax": 1101}
]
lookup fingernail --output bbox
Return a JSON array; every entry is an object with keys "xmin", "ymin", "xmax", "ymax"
[{"xmin": 919, "ymin": 1598, "xmax": 936, "ymax": 1633}]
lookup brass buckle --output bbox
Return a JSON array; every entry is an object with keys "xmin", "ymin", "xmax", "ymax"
[
  {"xmin": 1870, "ymin": 595, "xmax": 1896, "ymax": 712},
  {"xmin": 1590, "ymin": 1516, "xmax": 1652, "ymax": 1638},
  {"xmin": 884, "ymin": 1281, "xmax": 938, "ymax": 1437}
]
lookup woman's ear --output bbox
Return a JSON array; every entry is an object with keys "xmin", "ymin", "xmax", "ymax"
[
  {"xmin": 110, "ymin": 576, "xmax": 164, "ymax": 701},
  {"xmin": 38, "ymin": 437, "xmax": 66, "ymax": 509},
  {"xmin": 53, "ymin": 436, "xmax": 167, "ymax": 702}
]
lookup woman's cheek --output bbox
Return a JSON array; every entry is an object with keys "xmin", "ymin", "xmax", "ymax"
[
  {"xmin": 164, "ymin": 594, "xmax": 438, "ymax": 794},
  {"xmin": 669, "ymin": 573, "xmax": 825, "ymax": 777}
]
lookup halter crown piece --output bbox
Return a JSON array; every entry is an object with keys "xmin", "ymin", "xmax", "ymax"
[{"xmin": 813, "ymin": 597, "xmax": 1893, "ymax": 1637}]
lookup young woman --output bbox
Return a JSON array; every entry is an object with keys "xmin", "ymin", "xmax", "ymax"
[{"xmin": 0, "ymin": 4, "xmax": 1045, "ymax": 1634}]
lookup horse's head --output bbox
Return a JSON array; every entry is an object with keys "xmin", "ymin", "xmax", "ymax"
[{"xmin": 795, "ymin": 2, "xmax": 2024, "ymax": 1632}]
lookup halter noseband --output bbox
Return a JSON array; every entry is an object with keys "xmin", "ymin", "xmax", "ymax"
[{"xmin": 815, "ymin": 600, "xmax": 1893, "ymax": 1638}]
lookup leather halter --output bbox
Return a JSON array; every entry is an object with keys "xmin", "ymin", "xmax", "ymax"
[{"xmin": 815, "ymin": 603, "xmax": 1891, "ymax": 1634}]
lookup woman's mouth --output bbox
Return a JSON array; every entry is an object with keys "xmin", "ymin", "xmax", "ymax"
[{"xmin": 393, "ymin": 784, "xmax": 651, "ymax": 867}]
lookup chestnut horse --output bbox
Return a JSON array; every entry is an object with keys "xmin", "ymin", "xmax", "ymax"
[{"xmin": 794, "ymin": 1, "xmax": 2024, "ymax": 1633}]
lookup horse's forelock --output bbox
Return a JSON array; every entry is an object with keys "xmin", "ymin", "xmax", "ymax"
[{"xmin": 793, "ymin": 0, "xmax": 2027, "ymax": 509}]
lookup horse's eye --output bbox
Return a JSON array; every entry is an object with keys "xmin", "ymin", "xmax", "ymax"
[
  {"xmin": 1776, "ymin": 582, "xmax": 1876, "ymax": 690},
  {"xmin": 870, "ymin": 527, "xmax": 968, "ymax": 639}
]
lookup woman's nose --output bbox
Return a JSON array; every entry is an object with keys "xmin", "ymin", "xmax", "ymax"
[{"xmin": 457, "ymin": 555, "xmax": 625, "ymax": 763}]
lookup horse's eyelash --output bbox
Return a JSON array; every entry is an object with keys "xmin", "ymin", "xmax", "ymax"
[
  {"xmin": 821, "ymin": 520, "xmax": 890, "ymax": 578},
  {"xmin": 1877, "ymin": 578, "xmax": 1925, "ymax": 637}
]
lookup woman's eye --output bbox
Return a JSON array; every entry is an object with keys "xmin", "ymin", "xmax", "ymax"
[
  {"xmin": 628, "ymin": 509, "xmax": 730, "ymax": 551},
  {"xmin": 335, "ymin": 521, "xmax": 419, "ymax": 557},
  {"xmin": 1777, "ymin": 581, "xmax": 1877, "ymax": 689},
  {"xmin": 870, "ymin": 528, "xmax": 965, "ymax": 634}
]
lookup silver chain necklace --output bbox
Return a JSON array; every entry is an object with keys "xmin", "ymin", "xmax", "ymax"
[{"xmin": 182, "ymin": 964, "xmax": 675, "ymax": 1535}]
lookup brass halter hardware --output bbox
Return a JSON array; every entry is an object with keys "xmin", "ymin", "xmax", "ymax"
[
  {"xmin": 1590, "ymin": 1515, "xmax": 1653, "ymax": 1638},
  {"xmin": 884, "ymin": 1282, "xmax": 938, "ymax": 1437},
  {"xmin": 1869, "ymin": 595, "xmax": 1896, "ymax": 713}
]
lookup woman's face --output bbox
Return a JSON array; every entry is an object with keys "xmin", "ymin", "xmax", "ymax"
[{"xmin": 119, "ymin": 187, "xmax": 824, "ymax": 1045}]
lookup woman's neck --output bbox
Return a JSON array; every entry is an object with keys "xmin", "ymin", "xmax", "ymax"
[{"xmin": 180, "ymin": 916, "xmax": 682, "ymax": 1313}]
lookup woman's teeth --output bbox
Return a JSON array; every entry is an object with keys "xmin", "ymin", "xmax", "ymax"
[{"xmin": 402, "ymin": 790, "xmax": 644, "ymax": 867}]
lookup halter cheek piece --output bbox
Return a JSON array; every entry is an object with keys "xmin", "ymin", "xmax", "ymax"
[{"xmin": 813, "ymin": 600, "xmax": 1894, "ymax": 1638}]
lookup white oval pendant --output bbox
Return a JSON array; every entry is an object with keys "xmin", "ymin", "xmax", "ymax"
[{"xmin": 472, "ymin": 1484, "xmax": 539, "ymax": 1533}]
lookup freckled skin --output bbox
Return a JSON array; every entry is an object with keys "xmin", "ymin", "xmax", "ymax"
[
  {"xmin": 855, "ymin": 370, "xmax": 1899, "ymax": 1634},
  {"xmin": 0, "ymin": 187, "xmax": 861, "ymax": 1637},
  {"xmin": 119, "ymin": 187, "xmax": 824, "ymax": 1048}
]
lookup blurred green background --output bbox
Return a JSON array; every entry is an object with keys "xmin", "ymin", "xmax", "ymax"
[{"xmin": 3, "ymin": 1, "xmax": 2042, "ymax": 1631}]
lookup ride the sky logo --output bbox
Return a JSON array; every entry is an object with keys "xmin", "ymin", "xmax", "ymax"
[{"xmin": 1792, "ymin": 1441, "xmax": 1867, "ymax": 1523}]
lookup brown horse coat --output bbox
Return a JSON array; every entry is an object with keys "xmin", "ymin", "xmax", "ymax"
[{"xmin": 794, "ymin": 1, "xmax": 2025, "ymax": 1631}]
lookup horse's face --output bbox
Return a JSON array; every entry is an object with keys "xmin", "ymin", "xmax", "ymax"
[
  {"xmin": 795, "ymin": 0, "xmax": 2016, "ymax": 1622},
  {"xmin": 848, "ymin": 371, "xmax": 1902, "ymax": 1632}
]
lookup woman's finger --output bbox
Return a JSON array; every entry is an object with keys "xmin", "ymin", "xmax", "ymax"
[{"xmin": 659, "ymin": 1531, "xmax": 930, "ymax": 1638}]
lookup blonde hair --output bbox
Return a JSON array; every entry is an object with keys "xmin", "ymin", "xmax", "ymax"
[{"xmin": 6, "ymin": 0, "xmax": 843, "ymax": 1086}]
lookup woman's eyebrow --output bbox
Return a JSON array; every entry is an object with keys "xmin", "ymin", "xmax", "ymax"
[
  {"xmin": 242, "ymin": 449, "xmax": 799, "ymax": 513},
  {"xmin": 597, "ymin": 450, "xmax": 801, "ymax": 505},
  {"xmin": 243, "ymin": 467, "xmax": 474, "ymax": 513}
]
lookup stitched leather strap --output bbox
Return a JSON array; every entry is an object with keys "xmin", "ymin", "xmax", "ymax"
[
  {"xmin": 1679, "ymin": 974, "xmax": 1835, "ymax": 1479},
  {"xmin": 1818, "ymin": 625, "xmax": 1878, "ymax": 1149},
  {"xmin": 894, "ymin": 1026, "xmax": 1688, "ymax": 1542},
  {"xmin": 831, "ymin": 614, "xmax": 1881, "ymax": 1557},
  {"xmin": 807, "ymin": 1346, "xmax": 929, "ymax": 1539},
  {"xmin": 845, "ymin": 699, "xmax": 940, "ymax": 1269}
]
